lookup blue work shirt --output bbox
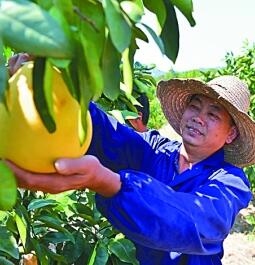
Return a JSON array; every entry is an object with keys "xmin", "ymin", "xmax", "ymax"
[{"xmin": 87, "ymin": 102, "xmax": 252, "ymax": 265}]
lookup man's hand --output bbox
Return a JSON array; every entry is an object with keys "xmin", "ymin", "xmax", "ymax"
[
  {"xmin": 8, "ymin": 53, "xmax": 33, "ymax": 76},
  {"xmin": 5, "ymin": 155, "xmax": 121, "ymax": 197}
]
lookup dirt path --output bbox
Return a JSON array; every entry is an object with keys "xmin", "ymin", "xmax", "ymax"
[
  {"xmin": 223, "ymin": 202, "xmax": 255, "ymax": 265},
  {"xmin": 223, "ymin": 232, "xmax": 255, "ymax": 265}
]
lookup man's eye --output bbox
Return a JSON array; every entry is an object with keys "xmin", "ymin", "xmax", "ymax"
[
  {"xmin": 189, "ymin": 104, "xmax": 199, "ymax": 110},
  {"xmin": 209, "ymin": 113, "xmax": 219, "ymax": 120}
]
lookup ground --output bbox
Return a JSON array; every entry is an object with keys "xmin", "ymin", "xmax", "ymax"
[
  {"xmin": 158, "ymin": 124, "xmax": 255, "ymax": 265},
  {"xmin": 223, "ymin": 201, "xmax": 255, "ymax": 265}
]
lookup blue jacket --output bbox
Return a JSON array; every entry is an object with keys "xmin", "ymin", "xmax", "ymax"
[{"xmin": 88, "ymin": 102, "xmax": 252, "ymax": 265}]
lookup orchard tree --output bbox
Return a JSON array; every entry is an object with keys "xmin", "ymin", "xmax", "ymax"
[{"xmin": 0, "ymin": 0, "xmax": 196, "ymax": 264}]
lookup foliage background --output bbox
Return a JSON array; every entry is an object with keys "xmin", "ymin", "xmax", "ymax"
[
  {"xmin": 1, "ymin": 1, "xmax": 255, "ymax": 264},
  {"xmin": 0, "ymin": 0, "xmax": 196, "ymax": 264}
]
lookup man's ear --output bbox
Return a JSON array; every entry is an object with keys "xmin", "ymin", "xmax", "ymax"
[
  {"xmin": 128, "ymin": 118, "xmax": 139, "ymax": 129},
  {"xmin": 226, "ymin": 126, "xmax": 238, "ymax": 144},
  {"xmin": 128, "ymin": 112, "xmax": 146, "ymax": 132}
]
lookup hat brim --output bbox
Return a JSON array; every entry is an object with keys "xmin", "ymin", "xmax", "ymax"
[{"xmin": 157, "ymin": 78, "xmax": 255, "ymax": 167}]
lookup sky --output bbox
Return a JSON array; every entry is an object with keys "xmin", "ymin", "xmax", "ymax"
[{"xmin": 135, "ymin": 0, "xmax": 255, "ymax": 72}]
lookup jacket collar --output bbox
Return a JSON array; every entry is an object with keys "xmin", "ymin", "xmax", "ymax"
[
  {"xmin": 171, "ymin": 147, "xmax": 225, "ymax": 187},
  {"xmin": 194, "ymin": 148, "xmax": 225, "ymax": 168}
]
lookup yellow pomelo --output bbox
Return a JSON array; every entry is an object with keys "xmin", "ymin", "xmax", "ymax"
[{"xmin": 0, "ymin": 62, "xmax": 92, "ymax": 173}]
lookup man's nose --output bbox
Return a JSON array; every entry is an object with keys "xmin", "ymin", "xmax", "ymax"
[{"xmin": 192, "ymin": 111, "xmax": 205, "ymax": 126}]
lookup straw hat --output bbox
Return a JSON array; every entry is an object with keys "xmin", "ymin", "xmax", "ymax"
[{"xmin": 157, "ymin": 75, "xmax": 255, "ymax": 167}]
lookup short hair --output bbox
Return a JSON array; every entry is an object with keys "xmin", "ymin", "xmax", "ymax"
[{"xmin": 135, "ymin": 93, "xmax": 150, "ymax": 125}]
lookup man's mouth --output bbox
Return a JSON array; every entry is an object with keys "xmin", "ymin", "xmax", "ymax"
[{"xmin": 186, "ymin": 126, "xmax": 204, "ymax": 136}]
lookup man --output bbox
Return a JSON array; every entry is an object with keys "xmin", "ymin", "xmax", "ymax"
[
  {"xmin": 126, "ymin": 92, "xmax": 150, "ymax": 132},
  {"xmin": 7, "ymin": 72, "xmax": 254, "ymax": 264}
]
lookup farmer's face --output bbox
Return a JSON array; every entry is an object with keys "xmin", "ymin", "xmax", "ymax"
[{"xmin": 180, "ymin": 95, "xmax": 238, "ymax": 153}]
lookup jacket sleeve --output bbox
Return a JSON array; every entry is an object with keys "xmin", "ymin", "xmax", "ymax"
[
  {"xmin": 87, "ymin": 102, "xmax": 162, "ymax": 172},
  {"xmin": 96, "ymin": 168, "xmax": 252, "ymax": 255}
]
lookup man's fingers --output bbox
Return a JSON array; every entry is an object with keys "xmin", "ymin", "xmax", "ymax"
[
  {"xmin": 4, "ymin": 160, "xmax": 26, "ymax": 175},
  {"xmin": 4, "ymin": 160, "xmax": 92, "ymax": 193},
  {"xmin": 5, "ymin": 160, "xmax": 48, "ymax": 187},
  {"xmin": 8, "ymin": 53, "xmax": 33, "ymax": 76},
  {"xmin": 54, "ymin": 155, "xmax": 97, "ymax": 175},
  {"xmin": 5, "ymin": 160, "xmax": 75, "ymax": 193},
  {"xmin": 8, "ymin": 54, "xmax": 18, "ymax": 67}
]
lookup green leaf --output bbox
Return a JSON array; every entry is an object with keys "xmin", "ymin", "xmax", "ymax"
[
  {"xmin": 42, "ymin": 245, "xmax": 67, "ymax": 263},
  {"xmin": 62, "ymin": 231, "xmax": 90, "ymax": 264},
  {"xmin": 108, "ymin": 109, "xmax": 125, "ymax": 124},
  {"xmin": 102, "ymin": 0, "xmax": 132, "ymax": 53},
  {"xmin": 14, "ymin": 204, "xmax": 30, "ymax": 247},
  {"xmin": 0, "ymin": 257, "xmax": 15, "ymax": 265},
  {"xmin": 49, "ymin": 5, "xmax": 73, "ymax": 44},
  {"xmin": 49, "ymin": 58, "xmax": 71, "ymax": 69},
  {"xmin": 141, "ymin": 23, "xmax": 165, "ymax": 54},
  {"xmin": 0, "ymin": 0, "xmax": 72, "ymax": 58},
  {"xmin": 43, "ymin": 231, "xmax": 74, "ymax": 244},
  {"xmin": 27, "ymin": 199, "xmax": 57, "ymax": 211},
  {"xmin": 15, "ymin": 213, "xmax": 27, "ymax": 249},
  {"xmin": 0, "ymin": 210, "xmax": 8, "ymax": 222},
  {"xmin": 143, "ymin": 0, "xmax": 166, "ymax": 28},
  {"xmin": 73, "ymin": 203, "xmax": 98, "ymax": 225},
  {"xmin": 31, "ymin": 238, "xmax": 49, "ymax": 265},
  {"xmin": 122, "ymin": 48, "xmax": 133, "ymax": 95},
  {"xmin": 3, "ymin": 46, "xmax": 12, "ymax": 61},
  {"xmin": 74, "ymin": 1, "xmax": 105, "ymax": 100},
  {"xmin": 121, "ymin": 110, "xmax": 139, "ymax": 120},
  {"xmin": 36, "ymin": 0, "xmax": 53, "ymax": 10},
  {"xmin": 37, "ymin": 214, "xmax": 62, "ymax": 226},
  {"xmin": 160, "ymin": 0, "xmax": 179, "ymax": 62},
  {"xmin": 87, "ymin": 243, "xmax": 97, "ymax": 265},
  {"xmin": 120, "ymin": 85, "xmax": 141, "ymax": 107},
  {"xmin": 60, "ymin": 62, "xmax": 80, "ymax": 102},
  {"xmin": 37, "ymin": 215, "xmax": 75, "ymax": 243},
  {"xmin": 170, "ymin": 0, "xmax": 196, "ymax": 26},
  {"xmin": 0, "ymin": 226, "xmax": 19, "ymax": 259},
  {"xmin": 6, "ymin": 214, "xmax": 18, "ymax": 235},
  {"xmin": 102, "ymin": 35, "xmax": 121, "ymax": 100},
  {"xmin": 47, "ymin": 190, "xmax": 77, "ymax": 217},
  {"xmin": 53, "ymin": 0, "xmax": 74, "ymax": 24},
  {"xmin": 94, "ymin": 243, "xmax": 109, "ymax": 265},
  {"xmin": 132, "ymin": 0, "xmax": 144, "ymax": 11},
  {"xmin": 134, "ymin": 78, "xmax": 152, "ymax": 93},
  {"xmin": 0, "ymin": 161, "xmax": 17, "ymax": 211},
  {"xmin": 246, "ymin": 214, "xmax": 255, "ymax": 225},
  {"xmin": 49, "ymin": 59, "xmax": 74, "ymax": 102},
  {"xmin": 0, "ymin": 38, "xmax": 8, "ymax": 103},
  {"xmin": 75, "ymin": 42, "xmax": 91, "ymax": 146},
  {"xmin": 120, "ymin": 1, "xmax": 144, "ymax": 23},
  {"xmin": 82, "ymin": 1, "xmax": 106, "ymax": 49},
  {"xmin": 74, "ymin": 203, "xmax": 94, "ymax": 216},
  {"xmin": 32, "ymin": 57, "xmax": 56, "ymax": 133},
  {"xmin": 109, "ymin": 238, "xmax": 139, "ymax": 265},
  {"xmin": 129, "ymin": 33, "xmax": 139, "ymax": 69},
  {"xmin": 133, "ymin": 25, "xmax": 148, "ymax": 42},
  {"xmin": 87, "ymin": 242, "xmax": 109, "ymax": 265},
  {"xmin": 80, "ymin": 34, "xmax": 103, "ymax": 101},
  {"xmin": 96, "ymin": 97, "xmax": 113, "ymax": 112}
]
